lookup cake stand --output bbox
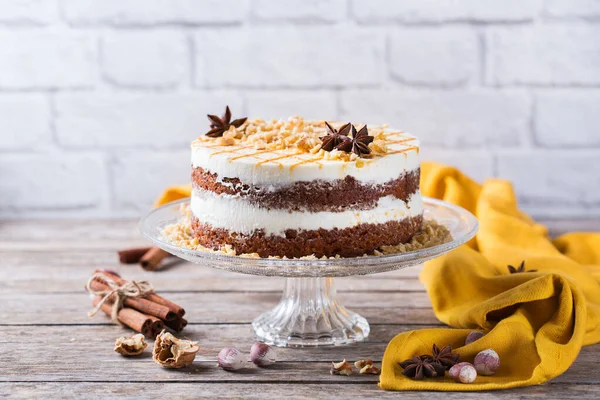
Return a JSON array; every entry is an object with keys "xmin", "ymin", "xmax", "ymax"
[{"xmin": 140, "ymin": 197, "xmax": 478, "ymax": 347}]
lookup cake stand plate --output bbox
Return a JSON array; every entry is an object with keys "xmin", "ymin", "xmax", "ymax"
[{"xmin": 140, "ymin": 197, "xmax": 478, "ymax": 347}]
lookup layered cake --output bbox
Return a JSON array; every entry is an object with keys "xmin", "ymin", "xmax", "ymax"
[{"xmin": 190, "ymin": 106, "xmax": 423, "ymax": 258}]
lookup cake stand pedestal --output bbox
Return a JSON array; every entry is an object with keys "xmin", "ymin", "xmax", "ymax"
[
  {"xmin": 140, "ymin": 197, "xmax": 477, "ymax": 347},
  {"xmin": 252, "ymin": 277, "xmax": 369, "ymax": 346}
]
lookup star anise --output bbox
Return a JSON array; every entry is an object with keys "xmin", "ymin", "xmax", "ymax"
[
  {"xmin": 399, "ymin": 356, "xmax": 445, "ymax": 380},
  {"xmin": 421, "ymin": 344, "xmax": 460, "ymax": 370},
  {"xmin": 205, "ymin": 106, "xmax": 247, "ymax": 138},
  {"xmin": 334, "ymin": 124, "xmax": 374, "ymax": 157},
  {"xmin": 507, "ymin": 260, "xmax": 537, "ymax": 274},
  {"xmin": 320, "ymin": 121, "xmax": 352, "ymax": 151}
]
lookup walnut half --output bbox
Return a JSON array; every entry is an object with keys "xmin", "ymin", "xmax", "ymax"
[
  {"xmin": 152, "ymin": 330, "xmax": 199, "ymax": 369},
  {"xmin": 330, "ymin": 359, "xmax": 353, "ymax": 376},
  {"xmin": 114, "ymin": 334, "xmax": 147, "ymax": 356}
]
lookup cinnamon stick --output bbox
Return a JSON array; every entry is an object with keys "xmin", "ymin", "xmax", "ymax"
[
  {"xmin": 139, "ymin": 247, "xmax": 170, "ymax": 271},
  {"xmin": 150, "ymin": 317, "xmax": 165, "ymax": 338},
  {"xmin": 118, "ymin": 247, "xmax": 152, "ymax": 264},
  {"xmin": 95, "ymin": 269, "xmax": 186, "ymax": 317},
  {"xmin": 146, "ymin": 293, "xmax": 185, "ymax": 318},
  {"xmin": 89, "ymin": 279, "xmax": 176, "ymax": 322},
  {"xmin": 165, "ymin": 316, "xmax": 188, "ymax": 332},
  {"xmin": 93, "ymin": 297, "xmax": 163, "ymax": 338}
]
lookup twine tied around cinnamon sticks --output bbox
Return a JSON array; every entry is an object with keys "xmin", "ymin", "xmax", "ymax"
[
  {"xmin": 86, "ymin": 272, "xmax": 154, "ymax": 325},
  {"xmin": 85, "ymin": 270, "xmax": 187, "ymax": 338}
]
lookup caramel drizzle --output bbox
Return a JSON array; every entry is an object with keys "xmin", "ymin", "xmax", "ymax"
[
  {"xmin": 388, "ymin": 145, "xmax": 419, "ymax": 155},
  {"xmin": 383, "ymin": 131, "xmax": 406, "ymax": 138},
  {"xmin": 386, "ymin": 137, "xmax": 416, "ymax": 145},
  {"xmin": 255, "ymin": 151, "xmax": 304, "ymax": 166},
  {"xmin": 209, "ymin": 145, "xmax": 253, "ymax": 156},
  {"xmin": 229, "ymin": 149, "xmax": 277, "ymax": 161},
  {"xmin": 290, "ymin": 157, "xmax": 324, "ymax": 171}
]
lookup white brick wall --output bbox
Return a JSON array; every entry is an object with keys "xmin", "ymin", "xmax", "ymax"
[
  {"xmin": 0, "ymin": 94, "xmax": 51, "ymax": 150},
  {"xmin": 388, "ymin": 28, "xmax": 479, "ymax": 87},
  {"xmin": 194, "ymin": 27, "xmax": 384, "ymax": 88},
  {"xmin": 486, "ymin": 25, "xmax": 600, "ymax": 86},
  {"xmin": 340, "ymin": 90, "xmax": 530, "ymax": 147},
  {"xmin": 0, "ymin": 0, "xmax": 598, "ymax": 219},
  {"xmin": 101, "ymin": 30, "xmax": 188, "ymax": 89},
  {"xmin": 0, "ymin": 0, "xmax": 59, "ymax": 25},
  {"xmin": 0, "ymin": 32, "xmax": 96, "ymax": 89},
  {"xmin": 111, "ymin": 151, "xmax": 190, "ymax": 214}
]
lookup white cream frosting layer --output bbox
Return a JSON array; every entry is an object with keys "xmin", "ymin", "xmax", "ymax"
[
  {"xmin": 191, "ymin": 132, "xmax": 419, "ymax": 187},
  {"xmin": 190, "ymin": 188, "xmax": 423, "ymax": 237}
]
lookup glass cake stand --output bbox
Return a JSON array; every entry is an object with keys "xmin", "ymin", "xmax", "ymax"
[{"xmin": 139, "ymin": 197, "xmax": 478, "ymax": 347}]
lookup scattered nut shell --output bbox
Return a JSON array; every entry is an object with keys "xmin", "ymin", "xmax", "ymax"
[
  {"xmin": 330, "ymin": 359, "xmax": 353, "ymax": 376},
  {"xmin": 465, "ymin": 331, "xmax": 485, "ymax": 345},
  {"xmin": 250, "ymin": 343, "xmax": 276, "ymax": 367},
  {"xmin": 474, "ymin": 349, "xmax": 500, "ymax": 376},
  {"xmin": 114, "ymin": 333, "xmax": 147, "ymax": 356},
  {"xmin": 354, "ymin": 359, "xmax": 374, "ymax": 369},
  {"xmin": 217, "ymin": 348, "xmax": 247, "ymax": 371},
  {"xmin": 152, "ymin": 330, "xmax": 199, "ymax": 369},
  {"xmin": 359, "ymin": 364, "xmax": 380, "ymax": 375},
  {"xmin": 449, "ymin": 362, "xmax": 477, "ymax": 383}
]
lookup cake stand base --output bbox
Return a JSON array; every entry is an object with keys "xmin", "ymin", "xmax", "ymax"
[{"xmin": 252, "ymin": 277, "xmax": 370, "ymax": 347}]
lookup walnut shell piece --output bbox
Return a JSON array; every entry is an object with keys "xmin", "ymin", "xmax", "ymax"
[
  {"xmin": 360, "ymin": 364, "xmax": 380, "ymax": 375},
  {"xmin": 114, "ymin": 333, "xmax": 148, "ymax": 356},
  {"xmin": 152, "ymin": 330, "xmax": 199, "ymax": 368},
  {"xmin": 330, "ymin": 359, "xmax": 353, "ymax": 376},
  {"xmin": 354, "ymin": 359, "xmax": 374, "ymax": 369}
]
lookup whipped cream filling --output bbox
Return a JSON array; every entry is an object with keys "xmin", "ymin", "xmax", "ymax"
[
  {"xmin": 190, "ymin": 188, "xmax": 423, "ymax": 237},
  {"xmin": 191, "ymin": 133, "xmax": 419, "ymax": 188}
]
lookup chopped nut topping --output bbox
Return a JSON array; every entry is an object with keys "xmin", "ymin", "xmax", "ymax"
[{"xmin": 195, "ymin": 116, "xmax": 415, "ymax": 163}]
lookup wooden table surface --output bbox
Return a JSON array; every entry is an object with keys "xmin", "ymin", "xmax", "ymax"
[{"xmin": 1, "ymin": 219, "xmax": 599, "ymax": 399}]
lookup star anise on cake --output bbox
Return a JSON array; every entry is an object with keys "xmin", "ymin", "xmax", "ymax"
[
  {"xmin": 205, "ymin": 106, "xmax": 247, "ymax": 138},
  {"xmin": 421, "ymin": 344, "xmax": 460, "ymax": 370},
  {"xmin": 320, "ymin": 121, "xmax": 352, "ymax": 151},
  {"xmin": 507, "ymin": 260, "xmax": 537, "ymax": 274},
  {"xmin": 398, "ymin": 356, "xmax": 445, "ymax": 380},
  {"xmin": 335, "ymin": 124, "xmax": 375, "ymax": 157}
]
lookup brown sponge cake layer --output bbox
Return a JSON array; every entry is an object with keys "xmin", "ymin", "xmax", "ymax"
[
  {"xmin": 192, "ymin": 167, "xmax": 419, "ymax": 212},
  {"xmin": 190, "ymin": 214, "xmax": 423, "ymax": 258}
]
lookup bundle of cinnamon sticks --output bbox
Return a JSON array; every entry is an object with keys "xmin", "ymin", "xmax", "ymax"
[
  {"xmin": 87, "ymin": 269, "xmax": 187, "ymax": 338},
  {"xmin": 118, "ymin": 247, "xmax": 171, "ymax": 271}
]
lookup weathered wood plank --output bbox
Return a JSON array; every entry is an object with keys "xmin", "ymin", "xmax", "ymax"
[
  {"xmin": 3, "ymin": 382, "xmax": 600, "ymax": 400},
  {"xmin": 0, "ymin": 325, "xmax": 402, "ymax": 367},
  {"xmin": 0, "ymin": 324, "xmax": 598, "ymax": 384},
  {"xmin": 1, "ymin": 218, "xmax": 598, "ymax": 397},
  {"xmin": 2, "ymin": 356, "xmax": 597, "ymax": 385},
  {"xmin": 0, "ymin": 292, "xmax": 435, "ymax": 325},
  {"xmin": 0, "ymin": 325, "xmax": 442, "ymax": 364},
  {"xmin": 0, "ymin": 220, "xmax": 142, "ymax": 242},
  {"xmin": 3, "ymin": 325, "xmax": 599, "ymax": 363},
  {"xmin": 0, "ymin": 250, "xmax": 425, "ymax": 293}
]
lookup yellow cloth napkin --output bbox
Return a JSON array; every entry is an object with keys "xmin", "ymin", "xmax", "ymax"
[
  {"xmin": 380, "ymin": 162, "xmax": 600, "ymax": 391},
  {"xmin": 156, "ymin": 163, "xmax": 600, "ymax": 390},
  {"xmin": 154, "ymin": 184, "xmax": 192, "ymax": 207}
]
